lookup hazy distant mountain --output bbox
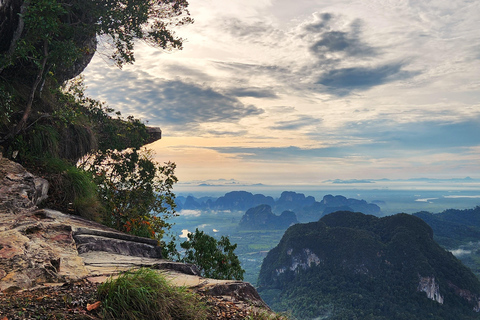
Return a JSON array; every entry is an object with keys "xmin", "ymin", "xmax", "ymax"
[
  {"xmin": 213, "ymin": 191, "xmax": 275, "ymax": 211},
  {"xmin": 258, "ymin": 211, "xmax": 480, "ymax": 319},
  {"xmin": 273, "ymin": 191, "xmax": 316, "ymax": 214},
  {"xmin": 324, "ymin": 177, "xmax": 479, "ymax": 184},
  {"xmin": 298, "ymin": 194, "xmax": 381, "ymax": 222},
  {"xmin": 238, "ymin": 204, "xmax": 298, "ymax": 230},
  {"xmin": 175, "ymin": 191, "xmax": 382, "ymax": 222}
]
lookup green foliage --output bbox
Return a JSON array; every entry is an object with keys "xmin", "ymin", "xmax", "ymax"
[
  {"xmin": 1, "ymin": 78, "xmax": 177, "ymax": 241},
  {"xmin": 97, "ymin": 268, "xmax": 208, "ymax": 320},
  {"xmin": 246, "ymin": 311, "xmax": 291, "ymax": 320},
  {"xmin": 80, "ymin": 147, "xmax": 178, "ymax": 241},
  {"xmin": 0, "ymin": 82, "xmax": 15, "ymax": 126},
  {"xmin": 92, "ymin": 0, "xmax": 193, "ymax": 66},
  {"xmin": 0, "ymin": 0, "xmax": 185, "ymax": 248},
  {"xmin": 414, "ymin": 207, "xmax": 480, "ymax": 280},
  {"xmin": 179, "ymin": 229, "xmax": 245, "ymax": 280},
  {"xmin": 414, "ymin": 207, "xmax": 480, "ymax": 247},
  {"xmin": 258, "ymin": 211, "xmax": 480, "ymax": 320},
  {"xmin": 1, "ymin": 0, "xmax": 192, "ymax": 146},
  {"xmin": 36, "ymin": 157, "xmax": 100, "ymax": 220}
]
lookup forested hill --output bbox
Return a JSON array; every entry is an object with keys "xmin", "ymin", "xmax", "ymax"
[
  {"xmin": 257, "ymin": 211, "xmax": 480, "ymax": 320},
  {"xmin": 413, "ymin": 206, "xmax": 480, "ymax": 247},
  {"xmin": 413, "ymin": 206, "xmax": 480, "ymax": 279}
]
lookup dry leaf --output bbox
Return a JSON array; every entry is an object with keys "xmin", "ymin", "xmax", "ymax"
[{"xmin": 86, "ymin": 301, "xmax": 101, "ymax": 311}]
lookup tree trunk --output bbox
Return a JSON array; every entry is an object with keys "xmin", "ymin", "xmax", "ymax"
[
  {"xmin": 0, "ymin": 0, "xmax": 28, "ymax": 75},
  {"xmin": 13, "ymin": 39, "xmax": 48, "ymax": 136}
]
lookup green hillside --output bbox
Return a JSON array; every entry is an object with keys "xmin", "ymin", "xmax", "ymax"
[{"xmin": 258, "ymin": 211, "xmax": 480, "ymax": 320}]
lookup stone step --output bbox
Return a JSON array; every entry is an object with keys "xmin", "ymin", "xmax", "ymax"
[{"xmin": 73, "ymin": 234, "xmax": 162, "ymax": 258}]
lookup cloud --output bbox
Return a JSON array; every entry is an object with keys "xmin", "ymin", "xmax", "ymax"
[
  {"xmin": 226, "ymin": 87, "xmax": 279, "ymax": 99},
  {"xmin": 304, "ymin": 14, "xmax": 378, "ymax": 59},
  {"xmin": 85, "ymin": 66, "xmax": 264, "ymax": 132},
  {"xmin": 209, "ymin": 116, "xmax": 480, "ymax": 162},
  {"xmin": 344, "ymin": 118, "xmax": 480, "ymax": 151},
  {"xmin": 450, "ymin": 249, "xmax": 471, "ymax": 257},
  {"xmin": 221, "ymin": 18, "xmax": 281, "ymax": 42},
  {"xmin": 317, "ymin": 63, "xmax": 419, "ymax": 95},
  {"xmin": 270, "ymin": 115, "xmax": 322, "ymax": 130},
  {"xmin": 209, "ymin": 146, "xmax": 347, "ymax": 161},
  {"xmin": 163, "ymin": 64, "xmax": 215, "ymax": 82},
  {"xmin": 330, "ymin": 179, "xmax": 375, "ymax": 184}
]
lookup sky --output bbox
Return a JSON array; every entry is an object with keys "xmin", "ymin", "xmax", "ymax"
[{"xmin": 83, "ymin": 0, "xmax": 480, "ymax": 192}]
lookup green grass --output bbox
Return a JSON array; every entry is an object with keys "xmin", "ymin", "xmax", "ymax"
[
  {"xmin": 247, "ymin": 310, "xmax": 291, "ymax": 320},
  {"xmin": 97, "ymin": 268, "xmax": 209, "ymax": 320}
]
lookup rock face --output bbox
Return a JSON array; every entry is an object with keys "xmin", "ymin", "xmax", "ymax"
[
  {"xmin": 258, "ymin": 211, "xmax": 480, "ymax": 319},
  {"xmin": 145, "ymin": 126, "xmax": 162, "ymax": 144},
  {"xmin": 418, "ymin": 276, "xmax": 444, "ymax": 304},
  {"xmin": 0, "ymin": 157, "xmax": 269, "ymax": 314},
  {"xmin": 0, "ymin": 156, "xmax": 48, "ymax": 212}
]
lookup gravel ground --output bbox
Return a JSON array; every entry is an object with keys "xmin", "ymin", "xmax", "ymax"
[
  {"xmin": 0, "ymin": 280, "xmax": 273, "ymax": 320},
  {"xmin": 0, "ymin": 280, "xmax": 101, "ymax": 320}
]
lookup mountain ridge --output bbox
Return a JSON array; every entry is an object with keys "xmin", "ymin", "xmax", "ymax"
[{"xmin": 176, "ymin": 191, "xmax": 381, "ymax": 222}]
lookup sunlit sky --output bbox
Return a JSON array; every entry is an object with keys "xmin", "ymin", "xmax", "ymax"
[{"xmin": 83, "ymin": 0, "xmax": 480, "ymax": 191}]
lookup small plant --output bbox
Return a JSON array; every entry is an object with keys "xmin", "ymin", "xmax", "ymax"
[
  {"xmin": 247, "ymin": 311, "xmax": 291, "ymax": 320},
  {"xmin": 97, "ymin": 268, "xmax": 208, "ymax": 320}
]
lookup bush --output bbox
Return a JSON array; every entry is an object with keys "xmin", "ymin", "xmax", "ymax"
[
  {"xmin": 33, "ymin": 157, "xmax": 101, "ymax": 220},
  {"xmin": 179, "ymin": 228, "xmax": 245, "ymax": 280},
  {"xmin": 97, "ymin": 268, "xmax": 208, "ymax": 320}
]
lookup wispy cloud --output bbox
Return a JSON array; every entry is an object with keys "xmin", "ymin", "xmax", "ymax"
[
  {"xmin": 270, "ymin": 115, "xmax": 321, "ymax": 130},
  {"xmin": 316, "ymin": 63, "xmax": 419, "ymax": 95},
  {"xmin": 85, "ymin": 63, "xmax": 264, "ymax": 132}
]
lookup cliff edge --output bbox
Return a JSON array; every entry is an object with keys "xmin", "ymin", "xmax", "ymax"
[{"xmin": 0, "ymin": 156, "xmax": 271, "ymax": 318}]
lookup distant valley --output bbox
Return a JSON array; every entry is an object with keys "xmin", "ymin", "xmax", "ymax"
[{"xmin": 170, "ymin": 190, "xmax": 480, "ymax": 318}]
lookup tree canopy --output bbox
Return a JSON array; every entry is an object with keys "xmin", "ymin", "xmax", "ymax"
[
  {"xmin": 0, "ymin": 1, "xmax": 191, "ymax": 242},
  {"xmin": 0, "ymin": 0, "xmax": 192, "ymax": 140},
  {"xmin": 178, "ymin": 229, "xmax": 245, "ymax": 281}
]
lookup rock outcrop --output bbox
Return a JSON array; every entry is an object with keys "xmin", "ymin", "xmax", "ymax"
[
  {"xmin": 0, "ymin": 157, "xmax": 269, "ymax": 315},
  {"xmin": 418, "ymin": 276, "xmax": 444, "ymax": 304}
]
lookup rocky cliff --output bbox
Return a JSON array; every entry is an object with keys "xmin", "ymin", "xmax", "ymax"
[{"xmin": 0, "ymin": 156, "xmax": 271, "ymax": 318}]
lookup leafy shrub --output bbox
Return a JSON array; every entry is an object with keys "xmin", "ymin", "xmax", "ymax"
[
  {"xmin": 97, "ymin": 268, "xmax": 208, "ymax": 320},
  {"xmin": 179, "ymin": 228, "xmax": 245, "ymax": 280},
  {"xmin": 80, "ymin": 148, "xmax": 178, "ymax": 241},
  {"xmin": 38, "ymin": 157, "xmax": 100, "ymax": 220}
]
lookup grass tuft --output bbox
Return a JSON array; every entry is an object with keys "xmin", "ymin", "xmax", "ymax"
[{"xmin": 97, "ymin": 268, "xmax": 209, "ymax": 320}]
